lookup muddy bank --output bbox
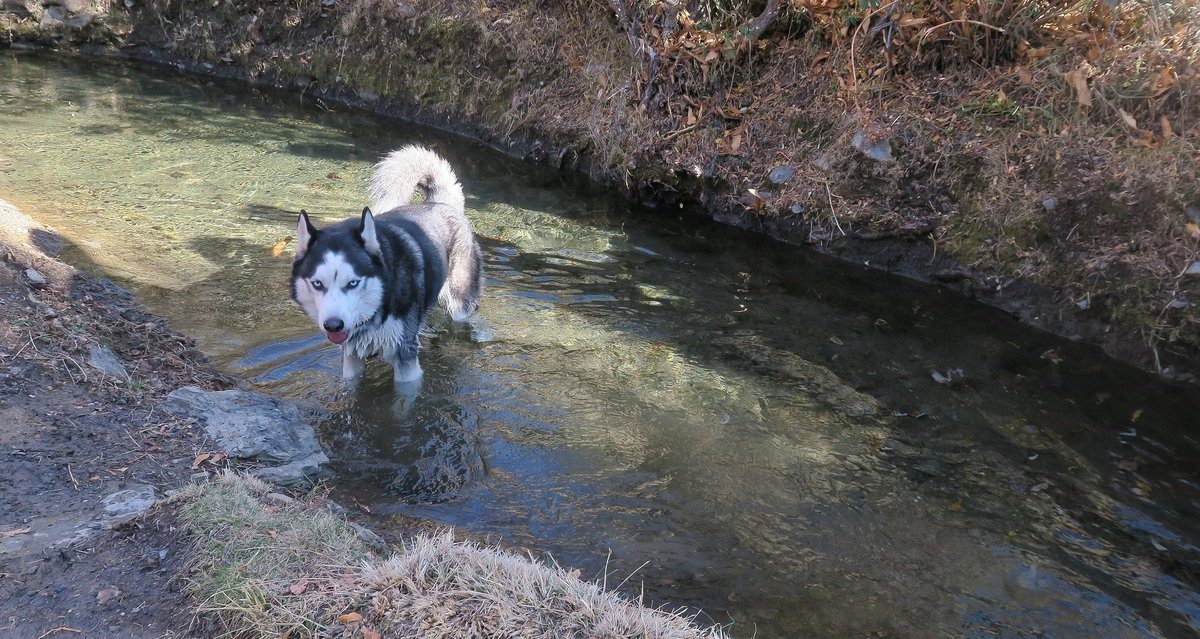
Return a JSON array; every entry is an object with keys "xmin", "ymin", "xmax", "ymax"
[
  {"xmin": 2, "ymin": 0, "xmax": 1197, "ymax": 383},
  {"xmin": 0, "ymin": 197, "xmax": 232, "ymax": 636}
]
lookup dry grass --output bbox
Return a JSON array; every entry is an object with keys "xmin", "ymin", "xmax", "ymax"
[{"xmin": 178, "ymin": 472, "xmax": 731, "ymax": 639}]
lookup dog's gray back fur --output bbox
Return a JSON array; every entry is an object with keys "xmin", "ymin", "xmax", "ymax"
[{"xmin": 370, "ymin": 146, "xmax": 482, "ymax": 321}]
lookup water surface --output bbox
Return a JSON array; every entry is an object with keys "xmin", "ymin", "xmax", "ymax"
[{"xmin": 3, "ymin": 53, "xmax": 1200, "ymax": 638}]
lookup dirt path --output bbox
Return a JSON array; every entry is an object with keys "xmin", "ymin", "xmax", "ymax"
[{"xmin": 0, "ymin": 200, "xmax": 232, "ymax": 638}]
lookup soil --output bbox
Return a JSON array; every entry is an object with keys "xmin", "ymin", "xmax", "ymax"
[{"xmin": 0, "ymin": 203, "xmax": 234, "ymax": 638}]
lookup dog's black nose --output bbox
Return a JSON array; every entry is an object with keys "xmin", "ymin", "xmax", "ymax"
[{"xmin": 323, "ymin": 318, "xmax": 344, "ymax": 333}]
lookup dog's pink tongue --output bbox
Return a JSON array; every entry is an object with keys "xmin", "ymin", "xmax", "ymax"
[{"xmin": 327, "ymin": 331, "xmax": 349, "ymax": 345}]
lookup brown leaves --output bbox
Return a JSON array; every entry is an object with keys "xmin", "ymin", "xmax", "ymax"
[
  {"xmin": 288, "ymin": 579, "xmax": 309, "ymax": 595},
  {"xmin": 715, "ymin": 122, "xmax": 748, "ymax": 155},
  {"xmin": 0, "ymin": 527, "xmax": 31, "ymax": 538},
  {"xmin": 338, "ymin": 612, "xmax": 363, "ymax": 624},
  {"xmin": 191, "ymin": 451, "xmax": 228, "ymax": 469},
  {"xmin": 1062, "ymin": 67, "xmax": 1092, "ymax": 108},
  {"xmin": 271, "ymin": 236, "xmax": 294, "ymax": 257}
]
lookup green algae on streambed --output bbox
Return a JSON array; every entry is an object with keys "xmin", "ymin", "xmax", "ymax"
[{"xmin": 3, "ymin": 53, "xmax": 1200, "ymax": 638}]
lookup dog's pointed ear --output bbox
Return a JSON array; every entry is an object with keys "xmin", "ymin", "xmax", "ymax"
[
  {"xmin": 359, "ymin": 206, "xmax": 381, "ymax": 256},
  {"xmin": 295, "ymin": 210, "xmax": 318, "ymax": 261}
]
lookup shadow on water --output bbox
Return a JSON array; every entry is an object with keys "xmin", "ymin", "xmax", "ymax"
[{"xmin": 5, "ymin": 51, "xmax": 1200, "ymax": 638}]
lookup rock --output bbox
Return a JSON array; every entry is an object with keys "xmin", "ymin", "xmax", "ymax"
[
  {"xmin": 251, "ymin": 453, "xmax": 328, "ymax": 487},
  {"xmin": 1186, "ymin": 206, "xmax": 1200, "ymax": 226},
  {"xmin": 102, "ymin": 484, "xmax": 158, "ymax": 524},
  {"xmin": 931, "ymin": 368, "xmax": 965, "ymax": 385},
  {"xmin": 263, "ymin": 492, "xmax": 296, "ymax": 505},
  {"xmin": 62, "ymin": 6, "xmax": 92, "ymax": 23},
  {"xmin": 23, "ymin": 268, "xmax": 46, "ymax": 288},
  {"xmin": 767, "ymin": 165, "xmax": 794, "ymax": 184},
  {"xmin": 96, "ymin": 587, "xmax": 121, "ymax": 605},
  {"xmin": 1186, "ymin": 262, "xmax": 1200, "ymax": 277},
  {"xmin": 87, "ymin": 344, "xmax": 130, "ymax": 380},
  {"xmin": 789, "ymin": 203, "xmax": 805, "ymax": 215},
  {"xmin": 162, "ymin": 387, "xmax": 330, "ymax": 485},
  {"xmin": 44, "ymin": 0, "xmax": 91, "ymax": 11},
  {"xmin": 39, "ymin": 4, "xmax": 66, "ymax": 28},
  {"xmin": 851, "ymin": 130, "xmax": 893, "ymax": 163},
  {"xmin": 1042, "ymin": 197, "xmax": 1058, "ymax": 211}
]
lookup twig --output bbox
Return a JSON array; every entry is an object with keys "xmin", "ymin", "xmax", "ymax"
[
  {"xmin": 660, "ymin": 124, "xmax": 699, "ymax": 142},
  {"xmin": 35, "ymin": 628, "xmax": 82, "ymax": 639},
  {"xmin": 824, "ymin": 181, "xmax": 845, "ymax": 237},
  {"xmin": 67, "ymin": 464, "xmax": 79, "ymax": 491}
]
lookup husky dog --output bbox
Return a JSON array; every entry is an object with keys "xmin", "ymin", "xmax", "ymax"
[{"xmin": 291, "ymin": 146, "xmax": 483, "ymax": 382}]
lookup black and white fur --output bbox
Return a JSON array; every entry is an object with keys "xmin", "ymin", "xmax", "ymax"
[{"xmin": 291, "ymin": 146, "xmax": 483, "ymax": 381}]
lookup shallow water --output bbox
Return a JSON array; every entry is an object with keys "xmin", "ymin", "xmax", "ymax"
[{"xmin": 4, "ymin": 53, "xmax": 1200, "ymax": 638}]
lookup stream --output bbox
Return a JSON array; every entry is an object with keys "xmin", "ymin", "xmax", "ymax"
[{"xmin": 3, "ymin": 53, "xmax": 1199, "ymax": 638}]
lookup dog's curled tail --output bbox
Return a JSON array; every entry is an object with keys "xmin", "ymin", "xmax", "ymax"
[{"xmin": 368, "ymin": 145, "xmax": 466, "ymax": 213}]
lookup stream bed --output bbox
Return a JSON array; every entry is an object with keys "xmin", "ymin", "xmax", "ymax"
[{"xmin": 3, "ymin": 53, "xmax": 1200, "ymax": 638}]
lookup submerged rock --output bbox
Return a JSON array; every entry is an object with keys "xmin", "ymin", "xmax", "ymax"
[{"xmin": 162, "ymin": 387, "xmax": 330, "ymax": 486}]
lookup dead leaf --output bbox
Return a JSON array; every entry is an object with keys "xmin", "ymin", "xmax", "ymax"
[
  {"xmin": 191, "ymin": 453, "xmax": 211, "ymax": 469},
  {"xmin": 1118, "ymin": 108, "xmax": 1137, "ymax": 130},
  {"xmin": 1186, "ymin": 222, "xmax": 1200, "ymax": 240},
  {"xmin": 362, "ymin": 630, "xmax": 381, "ymax": 639},
  {"xmin": 1063, "ymin": 68, "xmax": 1092, "ymax": 107},
  {"xmin": 271, "ymin": 236, "xmax": 294, "ymax": 257},
  {"xmin": 288, "ymin": 579, "xmax": 308, "ymax": 595},
  {"xmin": 1131, "ymin": 409, "xmax": 1143, "ymax": 423},
  {"xmin": 0, "ymin": 527, "xmax": 31, "ymax": 538},
  {"xmin": 266, "ymin": 530, "xmax": 278, "ymax": 540},
  {"xmin": 338, "ymin": 612, "xmax": 363, "ymax": 624},
  {"xmin": 1160, "ymin": 116, "xmax": 1174, "ymax": 139}
]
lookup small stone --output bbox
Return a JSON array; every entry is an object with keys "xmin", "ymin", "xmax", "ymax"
[
  {"xmin": 1185, "ymin": 262, "xmax": 1200, "ymax": 277},
  {"xmin": 63, "ymin": 12, "xmax": 94, "ymax": 28},
  {"xmin": 263, "ymin": 492, "xmax": 296, "ymax": 505},
  {"xmin": 96, "ymin": 587, "xmax": 121, "ymax": 605},
  {"xmin": 767, "ymin": 165, "xmax": 794, "ymax": 185},
  {"xmin": 39, "ymin": 5, "xmax": 67, "ymax": 28},
  {"xmin": 1042, "ymin": 197, "xmax": 1058, "ymax": 210},
  {"xmin": 103, "ymin": 485, "xmax": 158, "ymax": 523},
  {"xmin": 87, "ymin": 344, "xmax": 130, "ymax": 380},
  {"xmin": 24, "ymin": 268, "xmax": 46, "ymax": 288},
  {"xmin": 851, "ymin": 130, "xmax": 893, "ymax": 163},
  {"xmin": 789, "ymin": 203, "xmax": 805, "ymax": 215},
  {"xmin": 1168, "ymin": 299, "xmax": 1189, "ymax": 309},
  {"xmin": 1185, "ymin": 206, "xmax": 1200, "ymax": 226}
]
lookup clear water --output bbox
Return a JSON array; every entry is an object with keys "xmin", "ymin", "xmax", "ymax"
[{"xmin": 4, "ymin": 53, "xmax": 1200, "ymax": 638}]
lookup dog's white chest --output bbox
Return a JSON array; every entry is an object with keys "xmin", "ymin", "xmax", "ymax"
[{"xmin": 346, "ymin": 317, "xmax": 408, "ymax": 359}]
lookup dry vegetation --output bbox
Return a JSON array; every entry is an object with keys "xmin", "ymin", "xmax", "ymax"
[
  {"xmin": 1, "ymin": 0, "xmax": 1197, "ymax": 374},
  {"xmin": 179, "ymin": 472, "xmax": 730, "ymax": 639}
]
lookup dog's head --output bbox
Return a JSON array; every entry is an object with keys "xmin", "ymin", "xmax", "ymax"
[{"xmin": 292, "ymin": 208, "xmax": 384, "ymax": 344}]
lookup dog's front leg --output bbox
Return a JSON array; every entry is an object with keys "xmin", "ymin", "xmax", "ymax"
[
  {"xmin": 390, "ymin": 337, "xmax": 423, "ymax": 383},
  {"xmin": 342, "ymin": 347, "xmax": 365, "ymax": 379}
]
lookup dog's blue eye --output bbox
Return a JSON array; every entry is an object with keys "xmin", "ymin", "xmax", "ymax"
[
  {"xmin": 311, "ymin": 280, "xmax": 324, "ymax": 291},
  {"xmin": 347, "ymin": 280, "xmax": 359, "ymax": 289}
]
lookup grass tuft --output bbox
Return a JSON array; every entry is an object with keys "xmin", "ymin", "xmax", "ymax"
[{"xmin": 178, "ymin": 472, "xmax": 731, "ymax": 638}]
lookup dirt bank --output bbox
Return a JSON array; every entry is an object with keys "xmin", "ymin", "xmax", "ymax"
[
  {"xmin": 1, "ymin": 0, "xmax": 1197, "ymax": 384},
  {"xmin": 0, "ymin": 198, "xmax": 235, "ymax": 636}
]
